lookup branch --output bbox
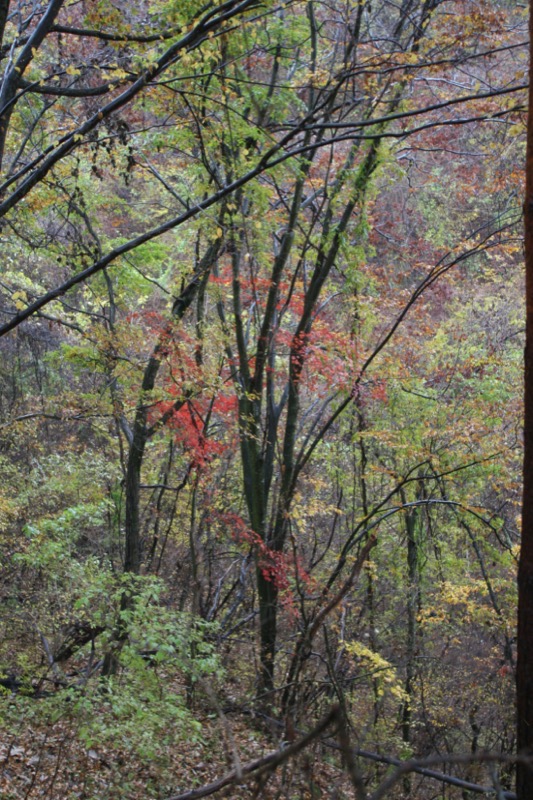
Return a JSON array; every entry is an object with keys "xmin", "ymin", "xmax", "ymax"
[
  {"xmin": 224, "ymin": 708, "xmax": 520, "ymax": 800},
  {"xmin": 297, "ymin": 82, "xmax": 528, "ymax": 133},
  {"xmin": 49, "ymin": 23, "xmax": 184, "ymax": 44},
  {"xmin": 19, "ymin": 75, "xmax": 127, "ymax": 97},
  {"xmin": 166, "ymin": 705, "xmax": 341, "ymax": 800},
  {"xmin": 294, "ymin": 218, "xmax": 520, "ymax": 480},
  {"xmin": 0, "ymin": 0, "xmax": 263, "ymax": 215},
  {"xmin": 12, "ymin": 0, "xmax": 65, "ymax": 82},
  {"xmin": 370, "ymin": 751, "xmax": 527, "ymax": 800},
  {"xmin": 0, "ymin": 91, "xmax": 334, "ymax": 337}
]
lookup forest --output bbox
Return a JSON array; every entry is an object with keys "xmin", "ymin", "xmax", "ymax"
[{"xmin": 0, "ymin": 0, "xmax": 530, "ymax": 798}]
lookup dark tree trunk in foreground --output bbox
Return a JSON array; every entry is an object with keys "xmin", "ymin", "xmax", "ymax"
[{"xmin": 517, "ymin": 3, "xmax": 533, "ymax": 794}]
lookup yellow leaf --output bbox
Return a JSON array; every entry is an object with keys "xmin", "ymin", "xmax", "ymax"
[
  {"xmin": 110, "ymin": 67, "xmax": 129, "ymax": 80},
  {"xmin": 12, "ymin": 290, "xmax": 27, "ymax": 310}
]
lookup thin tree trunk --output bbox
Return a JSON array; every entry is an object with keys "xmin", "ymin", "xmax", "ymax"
[
  {"xmin": 257, "ymin": 569, "xmax": 278, "ymax": 694},
  {"xmin": 401, "ymin": 495, "xmax": 422, "ymax": 797},
  {"xmin": 101, "ymin": 243, "xmax": 220, "ymax": 676},
  {"xmin": 517, "ymin": 2, "xmax": 533, "ymax": 793},
  {"xmin": 122, "ymin": 241, "xmax": 220, "ymax": 575}
]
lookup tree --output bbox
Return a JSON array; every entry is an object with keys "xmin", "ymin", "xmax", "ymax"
[{"xmin": 517, "ymin": 0, "xmax": 533, "ymax": 794}]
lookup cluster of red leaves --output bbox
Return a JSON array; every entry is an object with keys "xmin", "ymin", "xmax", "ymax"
[
  {"xmin": 213, "ymin": 511, "xmax": 311, "ymax": 619},
  {"xmin": 153, "ymin": 394, "xmax": 238, "ymax": 469}
]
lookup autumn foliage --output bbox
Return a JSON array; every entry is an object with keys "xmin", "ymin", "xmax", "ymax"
[{"xmin": 0, "ymin": 0, "xmax": 528, "ymax": 798}]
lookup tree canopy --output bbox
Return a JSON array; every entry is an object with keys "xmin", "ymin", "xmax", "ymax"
[{"xmin": 0, "ymin": 1, "xmax": 529, "ymax": 798}]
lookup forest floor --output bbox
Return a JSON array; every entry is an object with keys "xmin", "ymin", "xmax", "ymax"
[{"xmin": 0, "ymin": 693, "xmax": 354, "ymax": 800}]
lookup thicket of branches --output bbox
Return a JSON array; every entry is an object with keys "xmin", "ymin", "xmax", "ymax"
[{"xmin": 0, "ymin": 1, "xmax": 529, "ymax": 798}]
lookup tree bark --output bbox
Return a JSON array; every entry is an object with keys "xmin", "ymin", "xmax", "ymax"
[{"xmin": 517, "ymin": 2, "xmax": 533, "ymax": 794}]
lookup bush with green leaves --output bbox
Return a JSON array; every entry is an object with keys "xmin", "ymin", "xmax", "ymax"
[{"xmin": 1, "ymin": 573, "xmax": 222, "ymax": 785}]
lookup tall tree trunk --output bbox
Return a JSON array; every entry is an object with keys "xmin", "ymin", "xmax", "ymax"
[
  {"xmin": 401, "ymin": 491, "xmax": 422, "ymax": 797},
  {"xmin": 517, "ymin": 3, "xmax": 533, "ymax": 793},
  {"xmin": 102, "ymin": 245, "xmax": 219, "ymax": 676},
  {"xmin": 257, "ymin": 569, "xmax": 278, "ymax": 694},
  {"xmin": 122, "ymin": 241, "xmax": 220, "ymax": 575}
]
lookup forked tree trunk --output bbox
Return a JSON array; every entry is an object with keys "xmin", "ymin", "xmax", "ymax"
[{"xmin": 517, "ymin": 2, "xmax": 533, "ymax": 794}]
